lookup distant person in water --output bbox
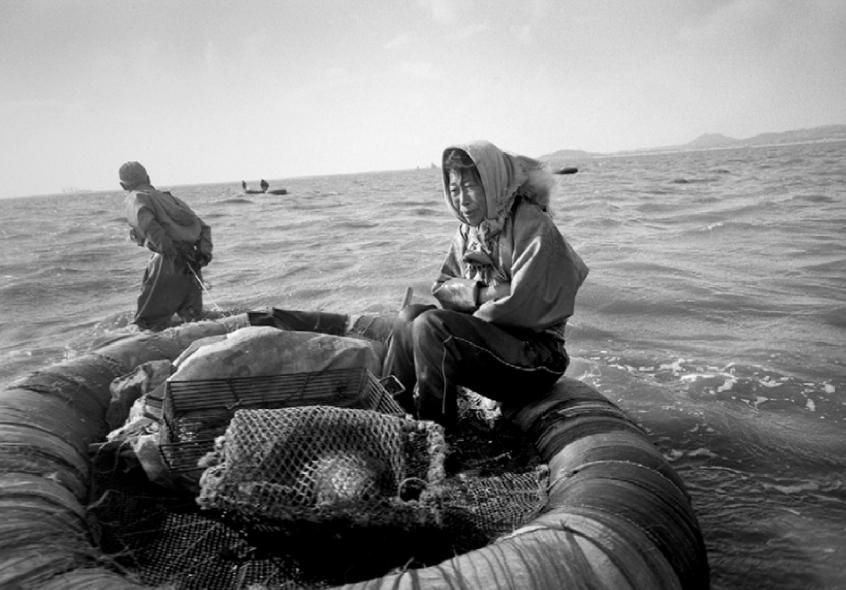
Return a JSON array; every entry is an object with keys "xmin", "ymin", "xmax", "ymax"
[
  {"xmin": 241, "ymin": 180, "xmax": 247, "ymax": 191},
  {"xmin": 118, "ymin": 161, "xmax": 213, "ymax": 331},
  {"xmin": 387, "ymin": 141, "xmax": 589, "ymax": 428},
  {"xmin": 260, "ymin": 178, "xmax": 269, "ymax": 192}
]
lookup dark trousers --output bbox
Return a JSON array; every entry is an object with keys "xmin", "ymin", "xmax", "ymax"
[
  {"xmin": 135, "ymin": 254, "xmax": 202, "ymax": 330},
  {"xmin": 388, "ymin": 309, "xmax": 568, "ymax": 427}
]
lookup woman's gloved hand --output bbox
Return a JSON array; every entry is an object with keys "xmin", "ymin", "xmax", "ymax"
[{"xmin": 477, "ymin": 282, "xmax": 510, "ymax": 304}]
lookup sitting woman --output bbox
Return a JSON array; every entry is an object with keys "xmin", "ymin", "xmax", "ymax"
[{"xmin": 388, "ymin": 140, "xmax": 589, "ymax": 428}]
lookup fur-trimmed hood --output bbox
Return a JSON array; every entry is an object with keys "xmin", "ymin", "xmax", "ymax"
[{"xmin": 441, "ymin": 140, "xmax": 554, "ymax": 229}]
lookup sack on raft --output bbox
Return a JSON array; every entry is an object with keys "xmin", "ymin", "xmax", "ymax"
[
  {"xmin": 102, "ymin": 326, "xmax": 388, "ymax": 491},
  {"xmin": 105, "ymin": 359, "xmax": 172, "ymax": 431},
  {"xmin": 169, "ymin": 326, "xmax": 385, "ymax": 381}
]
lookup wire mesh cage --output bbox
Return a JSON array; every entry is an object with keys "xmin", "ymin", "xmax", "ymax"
[
  {"xmin": 196, "ymin": 405, "xmax": 447, "ymax": 530},
  {"xmin": 159, "ymin": 367, "xmax": 403, "ymax": 473}
]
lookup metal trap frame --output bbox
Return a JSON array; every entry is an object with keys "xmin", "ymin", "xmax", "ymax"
[{"xmin": 159, "ymin": 367, "xmax": 403, "ymax": 473}]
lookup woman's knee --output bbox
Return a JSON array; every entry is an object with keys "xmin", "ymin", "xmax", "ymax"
[
  {"xmin": 411, "ymin": 308, "xmax": 454, "ymax": 345},
  {"xmin": 398, "ymin": 303, "xmax": 436, "ymax": 323}
]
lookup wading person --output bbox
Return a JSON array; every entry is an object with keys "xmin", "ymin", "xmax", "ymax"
[
  {"xmin": 388, "ymin": 140, "xmax": 588, "ymax": 428},
  {"xmin": 118, "ymin": 161, "xmax": 213, "ymax": 331}
]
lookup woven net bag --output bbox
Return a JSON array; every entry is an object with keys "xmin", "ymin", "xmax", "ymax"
[{"xmin": 197, "ymin": 406, "xmax": 447, "ymax": 529}]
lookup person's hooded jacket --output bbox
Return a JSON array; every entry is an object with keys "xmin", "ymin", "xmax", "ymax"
[
  {"xmin": 432, "ymin": 140, "xmax": 588, "ymax": 336},
  {"xmin": 124, "ymin": 182, "xmax": 212, "ymax": 266}
]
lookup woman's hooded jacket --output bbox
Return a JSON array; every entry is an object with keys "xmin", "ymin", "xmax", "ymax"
[{"xmin": 432, "ymin": 140, "xmax": 588, "ymax": 335}]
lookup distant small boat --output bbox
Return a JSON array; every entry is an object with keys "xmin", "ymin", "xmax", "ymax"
[
  {"xmin": 554, "ymin": 167, "xmax": 579, "ymax": 175},
  {"xmin": 241, "ymin": 180, "xmax": 288, "ymax": 195}
]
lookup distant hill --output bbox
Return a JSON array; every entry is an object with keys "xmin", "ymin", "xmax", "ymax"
[
  {"xmin": 671, "ymin": 124, "xmax": 846, "ymax": 151},
  {"xmin": 540, "ymin": 148, "xmax": 594, "ymax": 161},
  {"xmin": 683, "ymin": 133, "xmax": 737, "ymax": 149},
  {"xmin": 537, "ymin": 149, "xmax": 595, "ymax": 173},
  {"xmin": 539, "ymin": 124, "xmax": 846, "ymax": 166},
  {"xmin": 739, "ymin": 124, "xmax": 846, "ymax": 146}
]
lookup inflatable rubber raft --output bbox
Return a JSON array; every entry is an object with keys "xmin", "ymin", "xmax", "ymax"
[{"xmin": 0, "ymin": 314, "xmax": 709, "ymax": 589}]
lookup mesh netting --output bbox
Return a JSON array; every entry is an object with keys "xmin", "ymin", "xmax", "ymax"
[
  {"xmin": 159, "ymin": 368, "xmax": 402, "ymax": 474},
  {"xmin": 89, "ymin": 376, "xmax": 549, "ymax": 589},
  {"xmin": 88, "ymin": 490, "xmax": 323, "ymax": 589},
  {"xmin": 196, "ymin": 406, "xmax": 447, "ymax": 529}
]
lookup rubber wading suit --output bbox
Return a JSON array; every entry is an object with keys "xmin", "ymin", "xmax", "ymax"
[
  {"xmin": 387, "ymin": 141, "xmax": 589, "ymax": 428},
  {"xmin": 120, "ymin": 163, "xmax": 213, "ymax": 330}
]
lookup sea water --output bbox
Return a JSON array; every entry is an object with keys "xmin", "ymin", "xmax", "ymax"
[{"xmin": 1, "ymin": 140, "xmax": 844, "ymax": 589}]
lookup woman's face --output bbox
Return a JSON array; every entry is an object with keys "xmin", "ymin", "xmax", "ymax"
[{"xmin": 448, "ymin": 167, "xmax": 487, "ymax": 226}]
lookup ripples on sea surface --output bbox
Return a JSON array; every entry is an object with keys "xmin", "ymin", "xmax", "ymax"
[{"xmin": 1, "ymin": 141, "xmax": 844, "ymax": 589}]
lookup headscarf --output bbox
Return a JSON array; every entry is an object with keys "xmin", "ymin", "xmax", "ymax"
[
  {"xmin": 119, "ymin": 161, "xmax": 150, "ymax": 190},
  {"xmin": 442, "ymin": 140, "xmax": 554, "ymax": 250}
]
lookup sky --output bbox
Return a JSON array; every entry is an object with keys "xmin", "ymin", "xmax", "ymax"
[{"xmin": 1, "ymin": 0, "xmax": 845, "ymax": 199}]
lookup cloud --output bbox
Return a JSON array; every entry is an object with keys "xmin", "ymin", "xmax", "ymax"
[
  {"xmin": 449, "ymin": 22, "xmax": 490, "ymax": 41},
  {"xmin": 384, "ymin": 32, "xmax": 415, "ymax": 49},
  {"xmin": 418, "ymin": 0, "xmax": 463, "ymax": 25},
  {"xmin": 679, "ymin": 0, "xmax": 791, "ymax": 50},
  {"xmin": 507, "ymin": 0, "xmax": 552, "ymax": 45},
  {"xmin": 510, "ymin": 24, "xmax": 533, "ymax": 45},
  {"xmin": 203, "ymin": 40, "xmax": 219, "ymax": 78},
  {"xmin": 0, "ymin": 98, "xmax": 67, "ymax": 114},
  {"xmin": 398, "ymin": 60, "xmax": 441, "ymax": 80}
]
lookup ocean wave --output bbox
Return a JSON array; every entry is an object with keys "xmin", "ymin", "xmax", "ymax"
[
  {"xmin": 0, "ymin": 281, "xmax": 53, "ymax": 304},
  {"xmin": 641, "ymin": 186, "xmax": 678, "ymax": 195},
  {"xmin": 574, "ymin": 216, "xmax": 622, "ymax": 229},
  {"xmin": 758, "ymin": 474, "xmax": 846, "ymax": 498},
  {"xmin": 217, "ymin": 197, "xmax": 254, "ymax": 204},
  {"xmin": 587, "ymin": 294, "xmax": 706, "ymax": 319},
  {"xmin": 820, "ymin": 307, "xmax": 846, "ymax": 329},
  {"xmin": 699, "ymin": 219, "xmax": 759, "ymax": 232},
  {"xmin": 382, "ymin": 199, "xmax": 439, "ymax": 209},
  {"xmin": 790, "ymin": 193, "xmax": 836, "ymax": 204},
  {"xmin": 289, "ymin": 199, "xmax": 344, "ymax": 210},
  {"xmin": 406, "ymin": 207, "xmax": 441, "ymax": 217},
  {"xmin": 595, "ymin": 353, "xmax": 844, "ymax": 423},
  {"xmin": 669, "ymin": 177, "xmax": 722, "ymax": 184},
  {"xmin": 632, "ymin": 201, "xmax": 689, "ymax": 213},
  {"xmin": 335, "ymin": 220, "xmax": 380, "ymax": 230}
]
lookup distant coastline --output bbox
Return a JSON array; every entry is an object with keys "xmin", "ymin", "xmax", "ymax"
[
  {"xmin": 6, "ymin": 124, "xmax": 844, "ymax": 201},
  {"xmin": 540, "ymin": 124, "xmax": 846, "ymax": 165}
]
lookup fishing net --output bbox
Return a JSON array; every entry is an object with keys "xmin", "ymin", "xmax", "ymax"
[
  {"xmin": 195, "ymin": 406, "xmax": 448, "ymax": 529},
  {"xmin": 88, "ymin": 371, "xmax": 549, "ymax": 589}
]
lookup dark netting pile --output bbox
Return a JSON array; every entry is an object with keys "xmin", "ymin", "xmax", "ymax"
[{"xmin": 88, "ymin": 371, "xmax": 549, "ymax": 589}]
